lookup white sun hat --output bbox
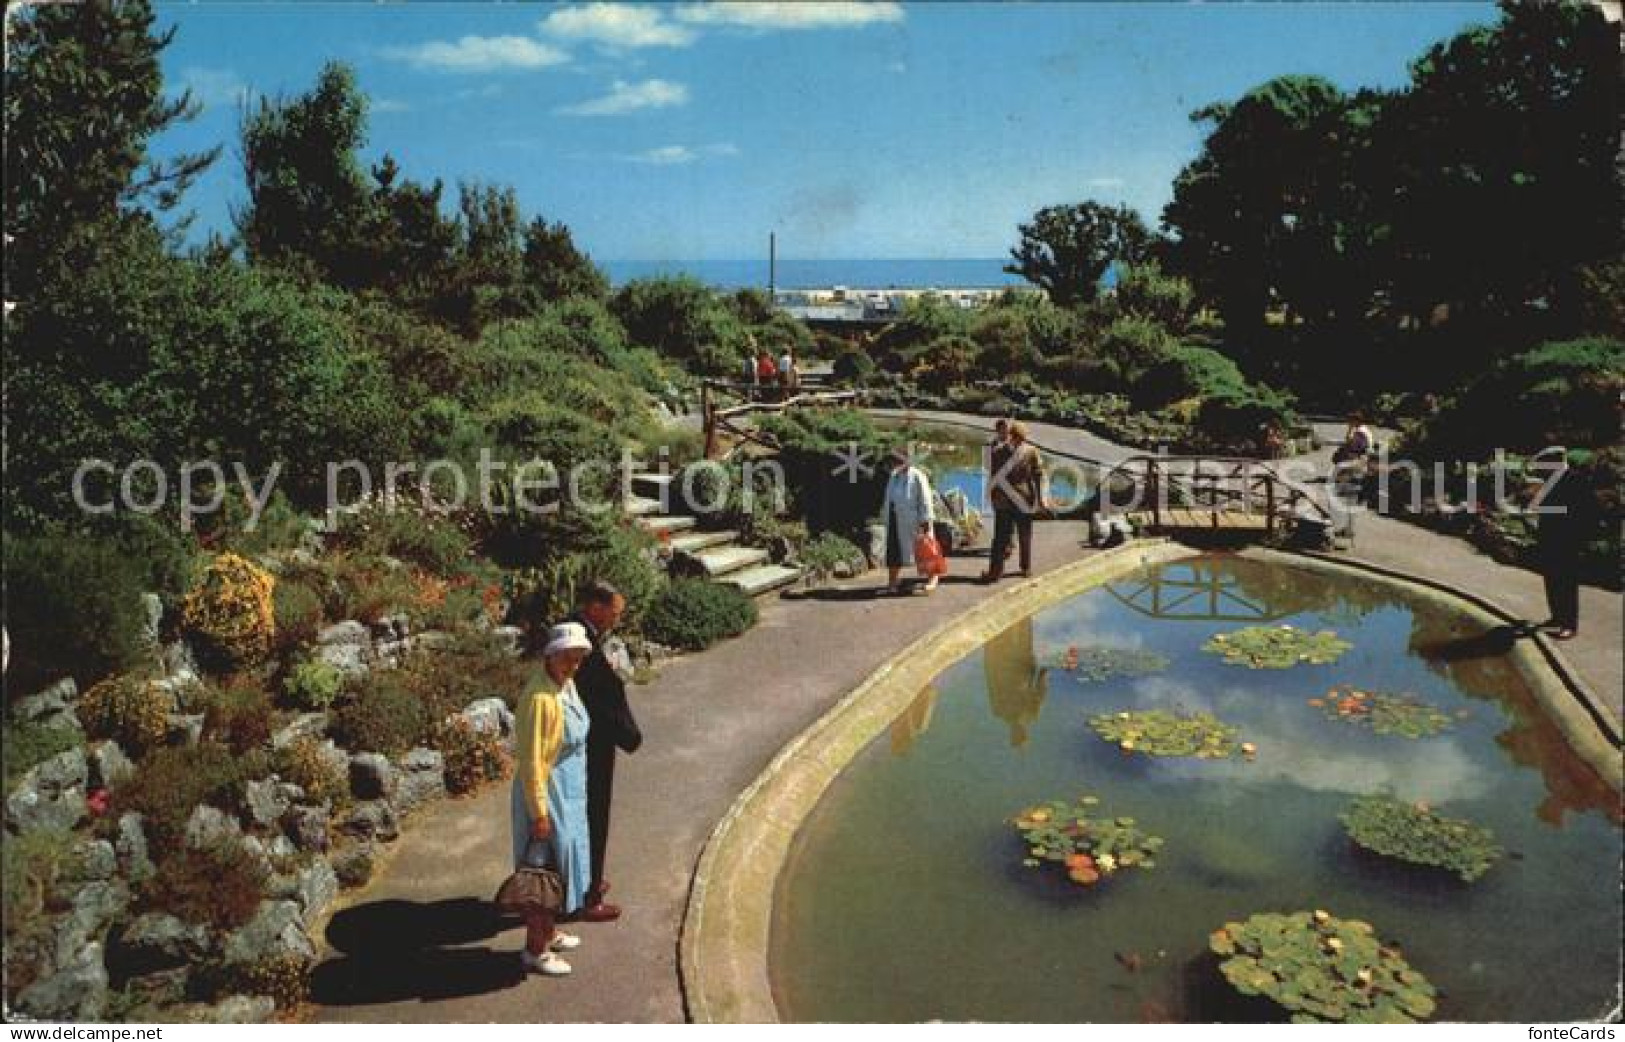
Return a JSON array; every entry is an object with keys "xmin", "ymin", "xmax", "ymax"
[{"xmin": 542, "ymin": 621, "xmax": 593, "ymax": 658}]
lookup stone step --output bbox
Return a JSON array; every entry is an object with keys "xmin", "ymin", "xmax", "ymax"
[
  {"xmin": 623, "ymin": 495, "xmax": 664, "ymax": 518},
  {"xmin": 694, "ymin": 545, "xmax": 769, "ymax": 578},
  {"xmin": 722, "ymin": 563, "xmax": 802, "ymax": 598},
  {"xmin": 639, "ymin": 514, "xmax": 697, "ymax": 537},
  {"xmin": 668, "ymin": 528, "xmax": 739, "ymax": 554}
]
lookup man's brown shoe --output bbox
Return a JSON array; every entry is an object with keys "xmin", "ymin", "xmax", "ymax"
[{"xmin": 578, "ymin": 901, "xmax": 622, "ymax": 922}]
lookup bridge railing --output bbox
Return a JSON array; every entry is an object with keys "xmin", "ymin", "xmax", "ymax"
[
  {"xmin": 700, "ymin": 378, "xmax": 862, "ymax": 460},
  {"xmin": 1096, "ymin": 455, "xmax": 1332, "ymax": 536}
]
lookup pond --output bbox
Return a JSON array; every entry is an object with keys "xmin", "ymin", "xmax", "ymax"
[
  {"xmin": 771, "ymin": 554, "xmax": 1621, "ymax": 1022},
  {"xmin": 875, "ymin": 420, "xmax": 1095, "ymax": 512}
]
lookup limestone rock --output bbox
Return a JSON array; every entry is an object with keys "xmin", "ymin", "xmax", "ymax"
[
  {"xmin": 271, "ymin": 712, "xmax": 329, "ymax": 749},
  {"xmin": 222, "ymin": 900, "xmax": 314, "ymax": 970},
  {"xmin": 460, "ymin": 697, "xmax": 513, "ymax": 739},
  {"xmin": 184, "ymin": 805, "xmax": 242, "ymax": 850},
  {"xmin": 6, "ymin": 747, "xmax": 88, "ymax": 834},
  {"xmin": 88, "ymin": 740, "xmax": 135, "ymax": 790},
  {"xmin": 15, "ymin": 942, "xmax": 109, "ymax": 1021},
  {"xmin": 244, "ymin": 778, "xmax": 290, "ymax": 830},
  {"xmin": 282, "ymin": 804, "xmax": 331, "ymax": 854},
  {"xmin": 112, "ymin": 912, "xmax": 212, "ymax": 976},
  {"xmin": 10, "ymin": 678, "xmax": 81, "ymax": 731},
  {"xmin": 74, "ymin": 838, "xmax": 117, "ymax": 882},
  {"xmin": 395, "ymin": 747, "xmax": 446, "ymax": 814},
  {"xmin": 53, "ymin": 880, "xmax": 129, "ymax": 967},
  {"xmin": 340, "ymin": 800, "xmax": 399, "ymax": 842},
  {"xmin": 115, "ymin": 813, "xmax": 154, "ymax": 880}
]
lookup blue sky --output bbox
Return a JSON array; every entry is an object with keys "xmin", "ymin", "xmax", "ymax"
[{"xmin": 151, "ymin": 1, "xmax": 1496, "ymax": 261}]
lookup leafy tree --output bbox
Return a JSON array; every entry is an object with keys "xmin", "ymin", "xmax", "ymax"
[
  {"xmin": 1161, "ymin": 75, "xmax": 1358, "ymax": 337},
  {"xmin": 1112, "ymin": 262, "xmax": 1196, "ymax": 333},
  {"xmin": 237, "ymin": 61, "xmax": 375, "ymax": 287},
  {"xmin": 522, "ymin": 217, "xmax": 609, "ymax": 303},
  {"xmin": 1383, "ymin": 0, "xmax": 1621, "ymax": 332},
  {"xmin": 4, "ymin": 0, "xmax": 218, "ymax": 298},
  {"xmin": 1006, "ymin": 202, "xmax": 1151, "ymax": 308},
  {"xmin": 362, "ymin": 155, "xmax": 462, "ymax": 312}
]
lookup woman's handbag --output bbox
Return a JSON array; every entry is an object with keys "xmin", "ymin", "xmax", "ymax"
[
  {"xmin": 914, "ymin": 530, "xmax": 948, "ymax": 577},
  {"xmin": 495, "ymin": 840, "xmax": 564, "ymax": 915}
]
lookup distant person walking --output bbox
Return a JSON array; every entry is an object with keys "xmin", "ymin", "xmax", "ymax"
[
  {"xmin": 1530, "ymin": 452, "xmax": 1594, "ymax": 641},
  {"xmin": 987, "ymin": 419, "xmax": 1012, "ymax": 569},
  {"xmin": 568, "ymin": 581, "xmax": 640, "ymax": 921},
  {"xmin": 779, "ymin": 346, "xmax": 800, "ymax": 393},
  {"xmin": 981, "ymin": 421, "xmax": 1045, "ymax": 582},
  {"xmin": 508, "ymin": 622, "xmax": 594, "ymax": 976},
  {"xmin": 882, "ymin": 445, "xmax": 939, "ymax": 595}
]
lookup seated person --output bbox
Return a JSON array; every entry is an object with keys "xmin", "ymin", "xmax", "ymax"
[{"xmin": 1332, "ymin": 412, "xmax": 1374, "ymax": 464}]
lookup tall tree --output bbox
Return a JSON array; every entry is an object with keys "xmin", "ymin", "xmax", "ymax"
[
  {"xmin": 1005, "ymin": 202, "xmax": 1151, "ymax": 308},
  {"xmin": 1383, "ymin": 0, "xmax": 1622, "ymax": 332},
  {"xmin": 236, "ymin": 61, "xmax": 375, "ymax": 287},
  {"xmin": 4, "ymin": 0, "xmax": 217, "ymax": 297},
  {"xmin": 1160, "ymin": 75, "xmax": 1358, "ymax": 339},
  {"xmin": 521, "ymin": 216, "xmax": 607, "ymax": 302}
]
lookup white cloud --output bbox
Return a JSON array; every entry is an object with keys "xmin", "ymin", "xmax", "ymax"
[
  {"xmin": 456, "ymin": 84, "xmax": 506, "ymax": 100},
  {"xmin": 176, "ymin": 67, "xmax": 249, "ymax": 110},
  {"xmin": 385, "ymin": 35, "xmax": 569, "ymax": 72},
  {"xmin": 674, "ymin": 2, "xmax": 905, "ymax": 31},
  {"xmin": 558, "ymin": 78, "xmax": 688, "ymax": 116},
  {"xmin": 629, "ymin": 143, "xmax": 739, "ymax": 165},
  {"xmin": 541, "ymin": 3, "xmax": 696, "ymax": 48},
  {"xmin": 372, "ymin": 98, "xmax": 412, "ymax": 114},
  {"xmin": 1084, "ymin": 177, "xmax": 1126, "ymax": 189}
]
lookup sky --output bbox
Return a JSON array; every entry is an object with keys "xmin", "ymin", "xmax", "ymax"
[{"xmin": 149, "ymin": 1, "xmax": 1498, "ymax": 261}]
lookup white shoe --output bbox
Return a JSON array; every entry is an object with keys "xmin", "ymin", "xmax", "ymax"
[
  {"xmin": 549, "ymin": 931, "xmax": 582, "ymax": 952},
  {"xmin": 520, "ymin": 950, "xmax": 573, "ymax": 976}
]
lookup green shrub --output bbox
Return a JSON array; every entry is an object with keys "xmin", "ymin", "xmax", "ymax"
[
  {"xmin": 322, "ymin": 554, "xmax": 420, "ymax": 624},
  {"xmin": 832, "ymin": 348, "xmax": 878, "ymax": 385},
  {"xmin": 1195, "ymin": 384, "xmax": 1298, "ymax": 446},
  {"xmin": 200, "ymin": 677, "xmax": 276, "ymax": 755},
  {"xmin": 142, "ymin": 840, "xmax": 268, "ymax": 932},
  {"xmin": 912, "ymin": 334, "xmax": 978, "ymax": 393},
  {"xmin": 272, "ymin": 736, "xmax": 348, "ymax": 809},
  {"xmin": 499, "ymin": 511, "xmax": 662, "ymax": 624},
  {"xmin": 272, "ymin": 578, "xmax": 325, "ymax": 650},
  {"xmin": 642, "ymin": 579, "xmax": 758, "ymax": 651},
  {"xmin": 1137, "ymin": 343, "xmax": 1248, "ymax": 407},
  {"xmin": 1112, "ymin": 262, "xmax": 1195, "ymax": 331},
  {"xmin": 2, "ymin": 721, "xmax": 83, "ymax": 793},
  {"xmin": 1417, "ymin": 337, "xmax": 1625, "ymax": 459},
  {"xmin": 396, "ymin": 630, "xmax": 537, "ymax": 722},
  {"xmin": 2, "ymin": 531, "xmax": 155, "ymax": 692},
  {"xmin": 79, "ymin": 675, "xmax": 171, "ymax": 757},
  {"xmin": 115, "ymin": 742, "xmax": 251, "ymax": 851},
  {"xmin": 1097, "ymin": 314, "xmax": 1179, "ymax": 386},
  {"xmin": 800, "ymin": 533, "xmax": 867, "ymax": 582},
  {"xmin": 429, "ymin": 716, "xmax": 511, "ymax": 795},
  {"xmin": 333, "ymin": 500, "xmax": 473, "ymax": 577},
  {"xmin": 2, "ymin": 828, "xmax": 77, "ymax": 993},
  {"xmin": 330, "ymin": 674, "xmax": 430, "ymax": 755}
]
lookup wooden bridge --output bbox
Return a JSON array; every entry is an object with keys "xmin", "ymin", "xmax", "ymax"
[{"xmin": 1096, "ymin": 455, "xmax": 1334, "ymax": 540}]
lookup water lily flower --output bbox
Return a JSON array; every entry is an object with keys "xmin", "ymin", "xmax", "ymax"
[{"xmin": 1096, "ymin": 853, "xmax": 1118, "ymax": 873}]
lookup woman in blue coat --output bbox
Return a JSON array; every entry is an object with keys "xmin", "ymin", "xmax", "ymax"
[{"xmin": 510, "ymin": 622, "xmax": 595, "ymax": 976}]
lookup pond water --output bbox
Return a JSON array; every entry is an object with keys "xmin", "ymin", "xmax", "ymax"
[{"xmin": 771, "ymin": 555, "xmax": 1621, "ymax": 1022}]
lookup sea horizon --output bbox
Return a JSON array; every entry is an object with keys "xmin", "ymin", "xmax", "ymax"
[{"xmin": 600, "ymin": 257, "xmax": 1027, "ymax": 291}]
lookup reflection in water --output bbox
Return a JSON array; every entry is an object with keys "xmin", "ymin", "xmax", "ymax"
[
  {"xmin": 1107, "ymin": 558, "xmax": 1286, "ymax": 623},
  {"xmin": 982, "ymin": 617, "xmax": 1049, "ymax": 748},
  {"xmin": 1411, "ymin": 619, "xmax": 1622, "ymax": 826},
  {"xmin": 889, "ymin": 683, "xmax": 940, "ymax": 757}
]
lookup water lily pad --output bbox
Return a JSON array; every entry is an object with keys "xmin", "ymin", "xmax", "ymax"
[
  {"xmin": 1340, "ymin": 793, "xmax": 1502, "ymax": 882},
  {"xmin": 1088, "ymin": 709, "xmax": 1244, "ymax": 758},
  {"xmin": 1050, "ymin": 645, "xmax": 1171, "ymax": 683},
  {"xmin": 1210, "ymin": 910, "xmax": 1437, "ymax": 1023},
  {"xmin": 1317, "ymin": 686, "xmax": 1455, "ymax": 738},
  {"xmin": 1012, "ymin": 795, "xmax": 1164, "ymax": 889},
  {"xmin": 1202, "ymin": 625, "xmax": 1352, "ymax": 669}
]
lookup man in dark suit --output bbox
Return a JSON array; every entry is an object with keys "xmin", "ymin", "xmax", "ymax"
[{"xmin": 568, "ymin": 580, "xmax": 641, "ymax": 921}]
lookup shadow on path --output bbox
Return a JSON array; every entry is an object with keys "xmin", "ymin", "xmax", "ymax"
[{"xmin": 310, "ymin": 898, "xmax": 526, "ymax": 1006}]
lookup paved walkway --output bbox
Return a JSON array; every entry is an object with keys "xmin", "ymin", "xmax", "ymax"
[{"xmin": 309, "ymin": 410, "xmax": 1619, "ymax": 1024}]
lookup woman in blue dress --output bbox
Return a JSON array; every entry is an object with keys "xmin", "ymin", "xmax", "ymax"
[{"xmin": 511, "ymin": 621, "xmax": 595, "ymax": 976}]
